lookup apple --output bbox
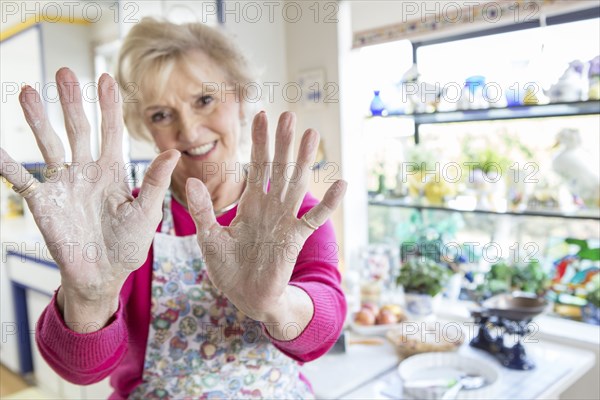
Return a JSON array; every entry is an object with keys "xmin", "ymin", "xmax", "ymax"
[
  {"xmin": 376, "ymin": 309, "xmax": 398, "ymax": 325},
  {"xmin": 361, "ymin": 302, "xmax": 379, "ymax": 316},
  {"xmin": 380, "ymin": 304, "xmax": 407, "ymax": 322},
  {"xmin": 354, "ymin": 309, "xmax": 376, "ymax": 325}
]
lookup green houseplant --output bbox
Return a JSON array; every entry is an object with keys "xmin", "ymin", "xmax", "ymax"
[
  {"xmin": 397, "ymin": 257, "xmax": 451, "ymax": 297},
  {"xmin": 587, "ymin": 283, "xmax": 600, "ymax": 308},
  {"xmin": 478, "ymin": 259, "xmax": 551, "ymax": 298},
  {"xmin": 397, "ymin": 257, "xmax": 451, "ymax": 318}
]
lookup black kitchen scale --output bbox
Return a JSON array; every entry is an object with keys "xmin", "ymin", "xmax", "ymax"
[{"xmin": 470, "ymin": 294, "xmax": 548, "ymax": 370}]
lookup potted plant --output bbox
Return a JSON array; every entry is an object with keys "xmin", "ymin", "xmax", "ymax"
[
  {"xmin": 477, "ymin": 259, "xmax": 551, "ymax": 299},
  {"xmin": 584, "ymin": 275, "xmax": 600, "ymax": 325},
  {"xmin": 403, "ymin": 146, "xmax": 437, "ymax": 200},
  {"xmin": 461, "ymin": 137, "xmax": 512, "ymax": 211},
  {"xmin": 396, "ymin": 257, "xmax": 451, "ymax": 318}
]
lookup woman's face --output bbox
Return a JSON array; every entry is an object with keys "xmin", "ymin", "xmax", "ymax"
[{"xmin": 141, "ymin": 50, "xmax": 243, "ymax": 189}]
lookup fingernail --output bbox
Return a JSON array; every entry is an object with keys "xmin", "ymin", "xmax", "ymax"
[
  {"xmin": 336, "ymin": 179, "xmax": 348, "ymax": 194},
  {"xmin": 99, "ymin": 73, "xmax": 112, "ymax": 84}
]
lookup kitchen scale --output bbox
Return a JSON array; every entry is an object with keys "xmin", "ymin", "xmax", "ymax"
[{"xmin": 470, "ymin": 294, "xmax": 548, "ymax": 370}]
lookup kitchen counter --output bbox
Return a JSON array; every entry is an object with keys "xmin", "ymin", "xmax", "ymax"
[
  {"xmin": 301, "ymin": 337, "xmax": 399, "ymax": 399},
  {"xmin": 2, "ymin": 218, "xmax": 598, "ymax": 399},
  {"xmin": 301, "ymin": 328, "xmax": 595, "ymax": 399}
]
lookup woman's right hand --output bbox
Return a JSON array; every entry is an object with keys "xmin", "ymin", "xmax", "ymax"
[{"xmin": 0, "ymin": 68, "xmax": 179, "ymax": 330}]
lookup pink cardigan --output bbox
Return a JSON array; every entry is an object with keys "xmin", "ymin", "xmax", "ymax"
[{"xmin": 35, "ymin": 191, "xmax": 346, "ymax": 399}]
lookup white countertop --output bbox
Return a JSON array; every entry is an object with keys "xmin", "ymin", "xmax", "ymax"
[
  {"xmin": 343, "ymin": 339, "xmax": 595, "ymax": 400},
  {"xmin": 302, "ymin": 324, "xmax": 596, "ymax": 400},
  {"xmin": 301, "ymin": 338, "xmax": 398, "ymax": 399}
]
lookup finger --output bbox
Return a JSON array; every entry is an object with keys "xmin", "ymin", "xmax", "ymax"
[
  {"xmin": 56, "ymin": 67, "xmax": 92, "ymax": 163},
  {"xmin": 245, "ymin": 111, "xmax": 270, "ymax": 194},
  {"xmin": 269, "ymin": 112, "xmax": 295, "ymax": 200},
  {"xmin": 0, "ymin": 148, "xmax": 40, "ymax": 199},
  {"xmin": 19, "ymin": 85, "xmax": 66, "ymax": 165},
  {"xmin": 297, "ymin": 180, "xmax": 347, "ymax": 237},
  {"xmin": 98, "ymin": 73, "xmax": 124, "ymax": 162},
  {"xmin": 134, "ymin": 149, "xmax": 181, "ymax": 215},
  {"xmin": 284, "ymin": 128, "xmax": 319, "ymax": 215},
  {"xmin": 186, "ymin": 178, "xmax": 221, "ymax": 241}
]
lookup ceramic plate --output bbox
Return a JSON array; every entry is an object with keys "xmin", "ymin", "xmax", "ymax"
[
  {"xmin": 398, "ymin": 353, "xmax": 500, "ymax": 400},
  {"xmin": 349, "ymin": 314, "xmax": 404, "ymax": 336}
]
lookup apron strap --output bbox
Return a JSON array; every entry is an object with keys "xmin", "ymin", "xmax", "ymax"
[{"xmin": 160, "ymin": 189, "xmax": 176, "ymax": 235}]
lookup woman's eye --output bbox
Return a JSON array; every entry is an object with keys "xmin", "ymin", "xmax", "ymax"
[
  {"xmin": 196, "ymin": 95, "xmax": 214, "ymax": 107},
  {"xmin": 151, "ymin": 111, "xmax": 169, "ymax": 123}
]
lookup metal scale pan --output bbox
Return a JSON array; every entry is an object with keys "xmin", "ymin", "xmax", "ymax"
[{"xmin": 481, "ymin": 293, "xmax": 548, "ymax": 321}]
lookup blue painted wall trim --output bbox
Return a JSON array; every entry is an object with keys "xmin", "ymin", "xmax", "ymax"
[
  {"xmin": 11, "ymin": 282, "xmax": 34, "ymax": 375},
  {"xmin": 6, "ymin": 250, "xmax": 58, "ymax": 269}
]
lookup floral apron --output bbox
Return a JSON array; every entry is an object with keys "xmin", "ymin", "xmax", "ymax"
[{"xmin": 129, "ymin": 191, "xmax": 313, "ymax": 400}]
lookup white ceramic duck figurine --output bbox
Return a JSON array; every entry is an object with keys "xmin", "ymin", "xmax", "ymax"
[
  {"xmin": 397, "ymin": 64, "xmax": 438, "ymax": 114},
  {"xmin": 552, "ymin": 128, "xmax": 600, "ymax": 206}
]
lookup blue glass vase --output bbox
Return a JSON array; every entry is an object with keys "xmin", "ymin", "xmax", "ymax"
[{"xmin": 370, "ymin": 90, "xmax": 386, "ymax": 116}]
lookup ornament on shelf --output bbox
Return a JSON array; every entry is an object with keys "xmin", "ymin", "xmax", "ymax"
[
  {"xmin": 396, "ymin": 64, "xmax": 438, "ymax": 114},
  {"xmin": 424, "ymin": 178, "xmax": 456, "ymax": 206},
  {"xmin": 551, "ymin": 128, "xmax": 600, "ymax": 207},
  {"xmin": 436, "ymin": 85, "xmax": 459, "ymax": 112},
  {"xmin": 523, "ymin": 85, "xmax": 540, "ymax": 105},
  {"xmin": 457, "ymin": 75, "xmax": 490, "ymax": 110},
  {"xmin": 393, "ymin": 164, "xmax": 409, "ymax": 198},
  {"xmin": 520, "ymin": 83, "xmax": 549, "ymax": 106},
  {"xmin": 545, "ymin": 60, "xmax": 587, "ymax": 103},
  {"xmin": 369, "ymin": 90, "xmax": 387, "ymax": 116},
  {"xmin": 588, "ymin": 55, "xmax": 600, "ymax": 101},
  {"xmin": 526, "ymin": 173, "xmax": 566, "ymax": 210}
]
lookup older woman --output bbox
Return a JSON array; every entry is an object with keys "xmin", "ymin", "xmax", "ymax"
[{"xmin": 0, "ymin": 18, "xmax": 346, "ymax": 399}]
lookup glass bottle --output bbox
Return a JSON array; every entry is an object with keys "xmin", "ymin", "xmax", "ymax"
[{"xmin": 370, "ymin": 90, "xmax": 386, "ymax": 116}]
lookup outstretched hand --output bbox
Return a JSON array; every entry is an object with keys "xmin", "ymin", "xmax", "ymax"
[
  {"xmin": 185, "ymin": 111, "xmax": 346, "ymax": 322},
  {"xmin": 0, "ymin": 69, "xmax": 179, "ymax": 325}
]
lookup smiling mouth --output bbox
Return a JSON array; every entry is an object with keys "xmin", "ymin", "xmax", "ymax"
[{"xmin": 184, "ymin": 141, "xmax": 217, "ymax": 157}]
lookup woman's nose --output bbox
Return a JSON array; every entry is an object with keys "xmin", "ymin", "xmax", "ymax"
[{"xmin": 177, "ymin": 109, "xmax": 206, "ymax": 143}]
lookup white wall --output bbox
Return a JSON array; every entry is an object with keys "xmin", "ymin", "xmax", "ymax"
[
  {"xmin": 351, "ymin": 0, "xmax": 413, "ymax": 33},
  {"xmin": 284, "ymin": 0, "xmax": 372, "ymax": 272},
  {"xmin": 0, "ymin": 23, "xmax": 95, "ymax": 163},
  {"xmin": 0, "ymin": 28, "xmax": 44, "ymax": 162},
  {"xmin": 41, "ymin": 23, "xmax": 96, "ymax": 159},
  {"xmin": 224, "ymin": 4, "xmax": 289, "ymax": 140}
]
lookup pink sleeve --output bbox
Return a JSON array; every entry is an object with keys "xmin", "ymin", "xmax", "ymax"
[
  {"xmin": 266, "ymin": 194, "xmax": 347, "ymax": 362},
  {"xmin": 35, "ymin": 282, "xmax": 132, "ymax": 385}
]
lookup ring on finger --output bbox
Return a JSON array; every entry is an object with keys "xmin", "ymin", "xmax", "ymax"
[
  {"xmin": 12, "ymin": 177, "xmax": 39, "ymax": 198},
  {"xmin": 301, "ymin": 214, "xmax": 319, "ymax": 231},
  {"xmin": 43, "ymin": 163, "xmax": 68, "ymax": 179}
]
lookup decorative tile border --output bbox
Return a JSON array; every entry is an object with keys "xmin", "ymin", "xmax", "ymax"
[{"xmin": 351, "ymin": 0, "xmax": 581, "ymax": 48}]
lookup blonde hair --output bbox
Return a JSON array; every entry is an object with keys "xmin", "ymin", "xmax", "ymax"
[{"xmin": 116, "ymin": 17, "xmax": 256, "ymax": 142}]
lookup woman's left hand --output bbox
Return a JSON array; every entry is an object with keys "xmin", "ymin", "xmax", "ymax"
[{"xmin": 185, "ymin": 111, "xmax": 346, "ymax": 322}]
